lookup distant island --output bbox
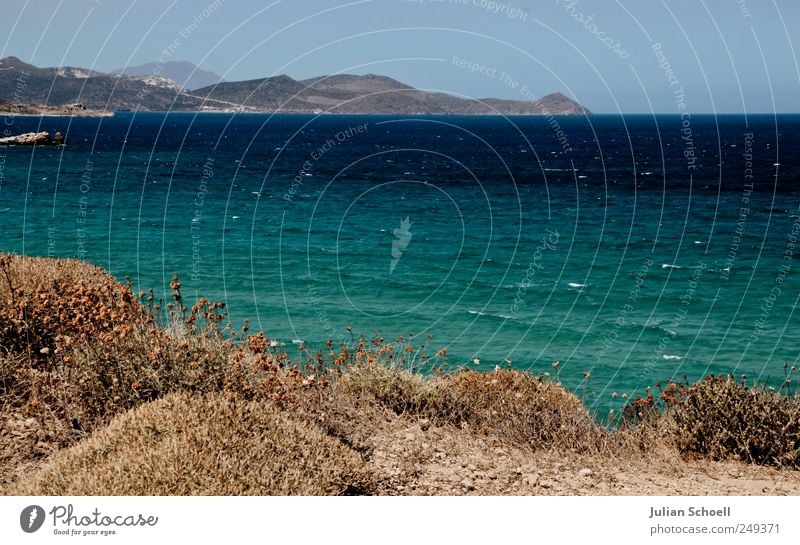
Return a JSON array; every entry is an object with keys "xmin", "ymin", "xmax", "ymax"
[
  {"xmin": 0, "ymin": 57, "xmax": 589, "ymax": 116},
  {"xmin": 0, "ymin": 99, "xmax": 112, "ymax": 117}
]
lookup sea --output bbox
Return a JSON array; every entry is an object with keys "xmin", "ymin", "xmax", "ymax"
[{"xmin": 1, "ymin": 112, "xmax": 798, "ymax": 409}]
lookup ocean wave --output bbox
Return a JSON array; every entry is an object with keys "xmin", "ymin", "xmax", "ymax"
[
  {"xmin": 568, "ymin": 282, "xmax": 587, "ymax": 288},
  {"xmin": 662, "ymin": 354, "xmax": 682, "ymax": 361},
  {"xmin": 644, "ymin": 320, "xmax": 675, "ymax": 336},
  {"xmin": 661, "ymin": 264, "xmax": 682, "ymax": 269},
  {"xmin": 467, "ymin": 309, "xmax": 514, "ymax": 320}
]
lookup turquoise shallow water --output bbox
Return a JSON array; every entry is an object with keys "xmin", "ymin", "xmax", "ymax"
[{"xmin": 1, "ymin": 112, "xmax": 798, "ymax": 407}]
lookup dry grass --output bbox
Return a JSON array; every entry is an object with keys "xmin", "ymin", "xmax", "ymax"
[
  {"xmin": 613, "ymin": 375, "xmax": 800, "ymax": 469},
  {"xmin": 0, "ymin": 255, "xmax": 325, "ymax": 486},
  {"xmin": 3, "ymin": 253, "xmax": 800, "ymax": 495},
  {"xmin": 0, "ymin": 254, "xmax": 144, "ymax": 360},
  {"xmin": 8, "ymin": 392, "xmax": 375, "ymax": 495},
  {"xmin": 667, "ymin": 375, "xmax": 800, "ymax": 466},
  {"xmin": 332, "ymin": 362, "xmax": 601, "ymax": 450}
]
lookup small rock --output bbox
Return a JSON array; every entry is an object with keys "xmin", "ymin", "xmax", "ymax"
[
  {"xmin": 523, "ymin": 474, "xmax": 539, "ymax": 487},
  {"xmin": 467, "ymin": 463, "xmax": 477, "ymax": 472},
  {"xmin": 39, "ymin": 347, "xmax": 50, "ymax": 355},
  {"xmin": 578, "ymin": 468, "xmax": 594, "ymax": 477},
  {"xmin": 419, "ymin": 418, "xmax": 430, "ymax": 431},
  {"xmin": 461, "ymin": 478, "xmax": 475, "ymax": 491}
]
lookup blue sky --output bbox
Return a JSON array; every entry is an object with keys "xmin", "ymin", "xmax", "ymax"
[{"xmin": 1, "ymin": 0, "xmax": 798, "ymax": 113}]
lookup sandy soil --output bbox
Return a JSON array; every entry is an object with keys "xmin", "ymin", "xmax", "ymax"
[{"xmin": 361, "ymin": 416, "xmax": 800, "ymax": 496}]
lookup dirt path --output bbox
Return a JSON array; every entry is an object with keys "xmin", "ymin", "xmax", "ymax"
[{"xmin": 363, "ymin": 417, "xmax": 800, "ymax": 496}]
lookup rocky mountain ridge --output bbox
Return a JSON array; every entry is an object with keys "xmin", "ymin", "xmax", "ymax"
[{"xmin": 0, "ymin": 57, "xmax": 590, "ymax": 115}]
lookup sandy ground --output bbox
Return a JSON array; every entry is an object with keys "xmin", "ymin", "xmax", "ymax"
[{"xmin": 360, "ymin": 416, "xmax": 800, "ymax": 496}]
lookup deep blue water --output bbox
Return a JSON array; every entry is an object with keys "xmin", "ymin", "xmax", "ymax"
[{"xmin": 1, "ymin": 112, "xmax": 799, "ymax": 408}]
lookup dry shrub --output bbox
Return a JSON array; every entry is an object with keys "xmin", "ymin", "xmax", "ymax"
[
  {"xmin": 333, "ymin": 360, "xmax": 436, "ymax": 414},
  {"xmin": 0, "ymin": 254, "xmax": 145, "ymax": 360},
  {"xmin": 8, "ymin": 392, "xmax": 376, "ymax": 496},
  {"xmin": 224, "ymin": 332, "xmax": 327, "ymax": 409},
  {"xmin": 334, "ymin": 363, "xmax": 601, "ymax": 450},
  {"xmin": 667, "ymin": 375, "xmax": 800, "ymax": 467},
  {"xmin": 434, "ymin": 370, "xmax": 601, "ymax": 449},
  {"xmin": 0, "ymin": 254, "xmax": 322, "ymax": 485}
]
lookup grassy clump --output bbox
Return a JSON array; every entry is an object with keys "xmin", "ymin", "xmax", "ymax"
[
  {"xmin": 335, "ymin": 362, "xmax": 601, "ymax": 450},
  {"xmin": 8, "ymin": 392, "xmax": 375, "ymax": 496},
  {"xmin": 619, "ymin": 375, "xmax": 800, "ymax": 468},
  {"xmin": 0, "ymin": 254, "xmax": 144, "ymax": 360},
  {"xmin": 436, "ymin": 369, "xmax": 599, "ymax": 449},
  {"xmin": 667, "ymin": 376, "xmax": 800, "ymax": 466}
]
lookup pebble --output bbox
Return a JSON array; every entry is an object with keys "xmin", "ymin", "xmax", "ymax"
[
  {"xmin": 523, "ymin": 474, "xmax": 539, "ymax": 487},
  {"xmin": 461, "ymin": 478, "xmax": 475, "ymax": 491},
  {"xmin": 419, "ymin": 418, "xmax": 430, "ymax": 431},
  {"xmin": 579, "ymin": 468, "xmax": 594, "ymax": 477}
]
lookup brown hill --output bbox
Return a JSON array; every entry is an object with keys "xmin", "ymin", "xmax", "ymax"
[
  {"xmin": 193, "ymin": 73, "xmax": 590, "ymax": 115},
  {"xmin": 0, "ymin": 57, "xmax": 589, "ymax": 115}
]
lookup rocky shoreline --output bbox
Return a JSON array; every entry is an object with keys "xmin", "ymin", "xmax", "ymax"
[{"xmin": 0, "ymin": 131, "xmax": 65, "ymax": 146}]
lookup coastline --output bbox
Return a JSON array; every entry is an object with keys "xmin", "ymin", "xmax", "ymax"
[
  {"xmin": 0, "ymin": 105, "xmax": 114, "ymax": 117},
  {"xmin": 1, "ymin": 253, "xmax": 800, "ymax": 496},
  {"xmin": 0, "ymin": 111, "xmax": 114, "ymax": 117}
]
